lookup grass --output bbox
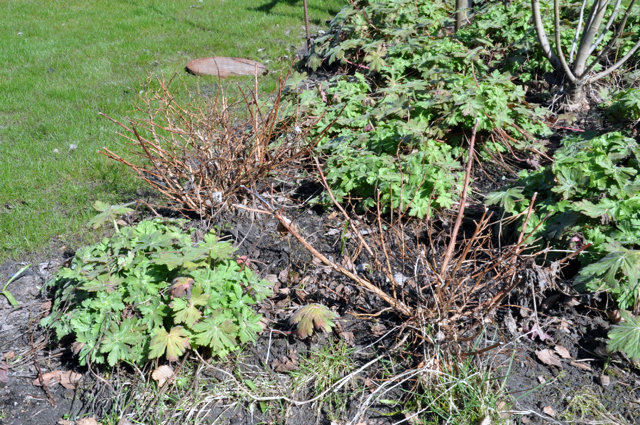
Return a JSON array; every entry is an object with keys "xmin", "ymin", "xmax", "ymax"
[{"xmin": 0, "ymin": 0, "xmax": 344, "ymax": 262}]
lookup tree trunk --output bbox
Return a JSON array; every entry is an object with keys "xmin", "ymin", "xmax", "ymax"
[
  {"xmin": 455, "ymin": 0, "xmax": 473, "ymax": 31},
  {"xmin": 565, "ymin": 81, "xmax": 590, "ymax": 112}
]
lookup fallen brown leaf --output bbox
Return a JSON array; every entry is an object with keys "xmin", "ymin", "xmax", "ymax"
[
  {"xmin": 340, "ymin": 330, "xmax": 355, "ymax": 346},
  {"xmin": 543, "ymin": 405, "xmax": 556, "ymax": 417},
  {"xmin": 151, "ymin": 365, "xmax": 174, "ymax": 388},
  {"xmin": 608, "ymin": 309, "xmax": 622, "ymax": 324},
  {"xmin": 570, "ymin": 360, "xmax": 592, "ymax": 371},
  {"xmin": 554, "ymin": 345, "xmax": 571, "ymax": 359},
  {"xmin": 33, "ymin": 370, "xmax": 82, "ymax": 390},
  {"xmin": 77, "ymin": 418, "xmax": 100, "ymax": 425},
  {"xmin": 272, "ymin": 349, "xmax": 298, "ymax": 372},
  {"xmin": 536, "ymin": 349, "xmax": 562, "ymax": 367}
]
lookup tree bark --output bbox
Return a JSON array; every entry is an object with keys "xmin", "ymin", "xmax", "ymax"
[{"xmin": 455, "ymin": 0, "xmax": 473, "ymax": 31}]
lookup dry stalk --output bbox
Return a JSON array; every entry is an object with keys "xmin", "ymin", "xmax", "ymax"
[
  {"xmin": 100, "ymin": 75, "xmax": 326, "ymax": 217},
  {"xmin": 440, "ymin": 119, "xmax": 480, "ymax": 276},
  {"xmin": 233, "ymin": 200, "xmax": 412, "ymax": 317}
]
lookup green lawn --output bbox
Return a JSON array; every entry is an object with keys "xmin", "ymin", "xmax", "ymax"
[{"xmin": 0, "ymin": 0, "xmax": 344, "ymax": 262}]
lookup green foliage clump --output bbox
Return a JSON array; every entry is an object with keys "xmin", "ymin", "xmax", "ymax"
[
  {"xmin": 292, "ymin": 0, "xmax": 549, "ymax": 218},
  {"xmin": 606, "ymin": 88, "xmax": 640, "ymax": 124},
  {"xmin": 42, "ymin": 219, "xmax": 271, "ymax": 366},
  {"xmin": 487, "ymin": 132, "xmax": 640, "ymax": 309},
  {"xmin": 608, "ymin": 310, "xmax": 640, "ymax": 362}
]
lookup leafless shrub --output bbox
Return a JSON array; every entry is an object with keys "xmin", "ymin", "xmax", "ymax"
[
  {"xmin": 101, "ymin": 75, "xmax": 324, "ymax": 217},
  {"xmin": 241, "ymin": 123, "xmax": 550, "ymax": 349}
]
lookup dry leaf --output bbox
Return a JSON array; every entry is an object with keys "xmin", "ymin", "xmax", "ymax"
[
  {"xmin": 608, "ymin": 310, "xmax": 622, "ymax": 323},
  {"xmin": 478, "ymin": 416, "xmax": 492, "ymax": 425},
  {"xmin": 77, "ymin": 418, "xmax": 100, "ymax": 425},
  {"xmin": 340, "ymin": 330, "xmax": 355, "ymax": 346},
  {"xmin": 272, "ymin": 350, "xmax": 298, "ymax": 372},
  {"xmin": 554, "ymin": 345, "xmax": 571, "ymax": 359},
  {"xmin": 0, "ymin": 362, "xmax": 8, "ymax": 383},
  {"xmin": 536, "ymin": 349, "xmax": 562, "ymax": 367},
  {"xmin": 118, "ymin": 417, "xmax": 134, "ymax": 425},
  {"xmin": 543, "ymin": 405, "xmax": 556, "ymax": 417},
  {"xmin": 151, "ymin": 365, "xmax": 174, "ymax": 388},
  {"xmin": 170, "ymin": 277, "xmax": 194, "ymax": 299},
  {"xmin": 33, "ymin": 370, "xmax": 82, "ymax": 389},
  {"xmin": 558, "ymin": 319, "xmax": 573, "ymax": 333},
  {"xmin": 370, "ymin": 323, "xmax": 387, "ymax": 337},
  {"xmin": 570, "ymin": 360, "xmax": 592, "ymax": 371},
  {"xmin": 530, "ymin": 323, "xmax": 550, "ymax": 341},
  {"xmin": 59, "ymin": 371, "xmax": 82, "ymax": 389},
  {"xmin": 58, "ymin": 420, "xmax": 74, "ymax": 425},
  {"xmin": 71, "ymin": 341, "xmax": 84, "ymax": 355}
]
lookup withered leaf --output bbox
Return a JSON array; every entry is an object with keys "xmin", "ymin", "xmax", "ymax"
[
  {"xmin": 77, "ymin": 418, "xmax": 101, "ymax": 425},
  {"xmin": 151, "ymin": 365, "xmax": 174, "ymax": 388},
  {"xmin": 543, "ymin": 405, "xmax": 556, "ymax": 417},
  {"xmin": 272, "ymin": 349, "xmax": 298, "ymax": 372},
  {"xmin": 570, "ymin": 360, "xmax": 592, "ymax": 371},
  {"xmin": 33, "ymin": 370, "xmax": 82, "ymax": 389},
  {"xmin": 554, "ymin": 345, "xmax": 571, "ymax": 359},
  {"xmin": 536, "ymin": 349, "xmax": 562, "ymax": 367},
  {"xmin": 290, "ymin": 303, "xmax": 338, "ymax": 339},
  {"xmin": 170, "ymin": 277, "xmax": 194, "ymax": 299}
]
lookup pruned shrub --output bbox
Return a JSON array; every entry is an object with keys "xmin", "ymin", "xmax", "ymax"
[{"xmin": 102, "ymin": 77, "xmax": 322, "ymax": 217}]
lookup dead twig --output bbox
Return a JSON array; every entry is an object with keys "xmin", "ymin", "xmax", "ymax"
[
  {"xmin": 440, "ymin": 119, "xmax": 480, "ymax": 276},
  {"xmin": 28, "ymin": 315, "xmax": 56, "ymax": 407},
  {"xmin": 234, "ymin": 200, "xmax": 412, "ymax": 317}
]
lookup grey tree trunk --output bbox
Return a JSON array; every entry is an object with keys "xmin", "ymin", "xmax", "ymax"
[
  {"xmin": 531, "ymin": 0, "xmax": 640, "ymax": 110},
  {"xmin": 455, "ymin": 0, "xmax": 473, "ymax": 31}
]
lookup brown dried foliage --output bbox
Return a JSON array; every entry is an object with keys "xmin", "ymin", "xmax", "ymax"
[{"xmin": 101, "ymin": 76, "xmax": 322, "ymax": 217}]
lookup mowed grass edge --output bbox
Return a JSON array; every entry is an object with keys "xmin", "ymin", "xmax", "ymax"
[{"xmin": 0, "ymin": 0, "xmax": 344, "ymax": 262}]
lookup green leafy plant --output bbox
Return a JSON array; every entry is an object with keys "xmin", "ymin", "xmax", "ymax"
[
  {"xmin": 87, "ymin": 200, "xmax": 134, "ymax": 233},
  {"xmin": 487, "ymin": 131, "xmax": 640, "ymax": 308},
  {"xmin": 608, "ymin": 310, "xmax": 640, "ymax": 361},
  {"xmin": 1, "ymin": 264, "xmax": 29, "ymax": 307},
  {"xmin": 290, "ymin": 303, "xmax": 339, "ymax": 339},
  {"xmin": 291, "ymin": 0, "xmax": 550, "ymax": 218},
  {"xmin": 607, "ymin": 88, "xmax": 640, "ymax": 124},
  {"xmin": 42, "ymin": 218, "xmax": 271, "ymax": 366},
  {"xmin": 290, "ymin": 340, "xmax": 356, "ymax": 420}
]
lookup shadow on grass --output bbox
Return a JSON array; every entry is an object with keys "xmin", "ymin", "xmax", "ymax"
[{"xmin": 251, "ymin": 0, "xmax": 340, "ymax": 25}]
